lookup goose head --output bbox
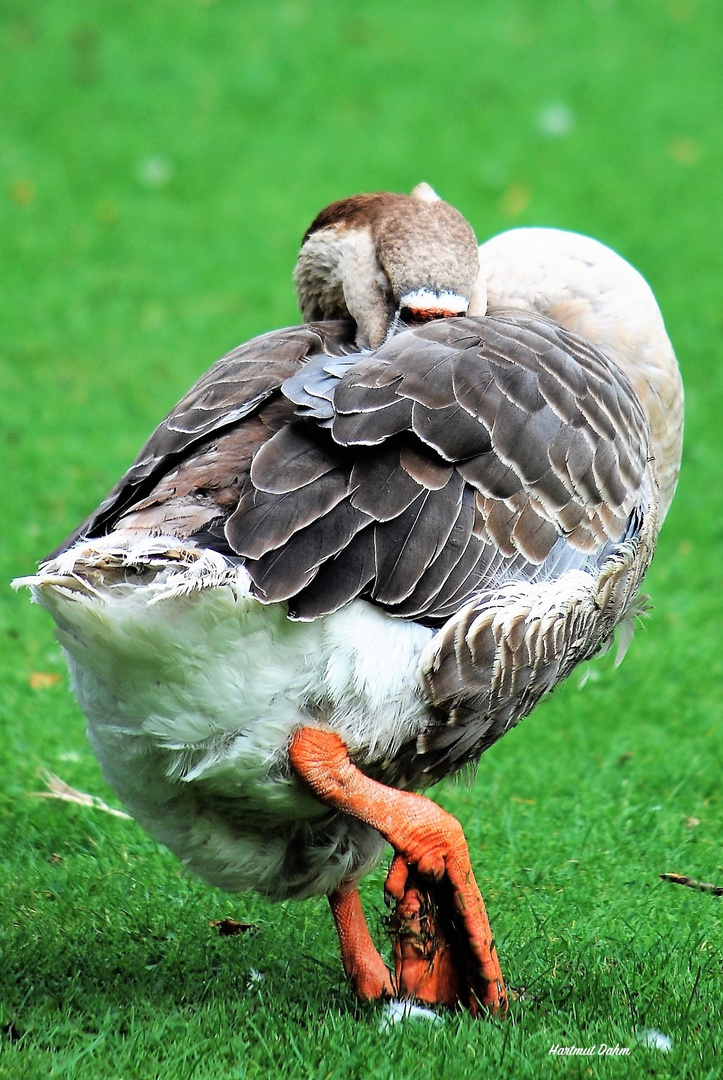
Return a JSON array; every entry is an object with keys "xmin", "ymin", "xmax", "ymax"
[{"xmin": 294, "ymin": 183, "xmax": 480, "ymax": 348}]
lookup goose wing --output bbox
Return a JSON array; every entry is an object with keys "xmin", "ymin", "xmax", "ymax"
[
  {"xmin": 56, "ymin": 311, "xmax": 651, "ymax": 626},
  {"xmin": 227, "ymin": 312, "xmax": 651, "ymax": 622}
]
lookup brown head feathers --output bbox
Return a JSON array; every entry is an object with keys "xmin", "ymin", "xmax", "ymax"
[{"xmin": 294, "ymin": 185, "xmax": 480, "ymax": 348}]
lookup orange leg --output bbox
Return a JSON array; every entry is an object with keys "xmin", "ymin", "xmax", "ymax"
[
  {"xmin": 289, "ymin": 727, "xmax": 506, "ymax": 1015},
  {"xmin": 328, "ymin": 884, "xmax": 394, "ymax": 1001}
]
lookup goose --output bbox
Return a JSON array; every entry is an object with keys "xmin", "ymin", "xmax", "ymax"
[{"xmin": 16, "ymin": 184, "xmax": 683, "ymax": 1017}]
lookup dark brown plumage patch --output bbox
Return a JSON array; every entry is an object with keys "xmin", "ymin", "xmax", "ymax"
[{"xmin": 301, "ymin": 193, "xmax": 392, "ymax": 242}]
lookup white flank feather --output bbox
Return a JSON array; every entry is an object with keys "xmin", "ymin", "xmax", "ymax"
[{"xmin": 16, "ymin": 534, "xmax": 434, "ymax": 898}]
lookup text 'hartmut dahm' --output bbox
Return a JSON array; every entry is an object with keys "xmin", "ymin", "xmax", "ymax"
[{"xmin": 549, "ymin": 1045, "xmax": 631, "ymax": 1057}]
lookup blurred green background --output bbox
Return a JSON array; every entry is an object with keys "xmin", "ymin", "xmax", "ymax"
[{"xmin": 1, "ymin": 2, "xmax": 722, "ymax": 1078}]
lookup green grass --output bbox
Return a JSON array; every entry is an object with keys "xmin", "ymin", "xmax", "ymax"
[{"xmin": 1, "ymin": 1, "xmax": 722, "ymax": 1077}]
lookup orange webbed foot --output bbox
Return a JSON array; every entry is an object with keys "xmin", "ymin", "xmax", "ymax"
[
  {"xmin": 383, "ymin": 811, "xmax": 507, "ymax": 1015},
  {"xmin": 386, "ymin": 873, "xmax": 464, "ymax": 1009},
  {"xmin": 387, "ymin": 865, "xmax": 506, "ymax": 1015},
  {"xmin": 290, "ymin": 727, "xmax": 506, "ymax": 1016}
]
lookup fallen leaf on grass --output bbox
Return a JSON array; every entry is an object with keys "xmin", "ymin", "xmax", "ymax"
[
  {"xmin": 209, "ymin": 918, "xmax": 258, "ymax": 936},
  {"xmin": 660, "ymin": 872, "xmax": 723, "ymax": 896},
  {"xmin": 29, "ymin": 672, "xmax": 62, "ymax": 690},
  {"xmin": 29, "ymin": 770, "xmax": 133, "ymax": 819}
]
